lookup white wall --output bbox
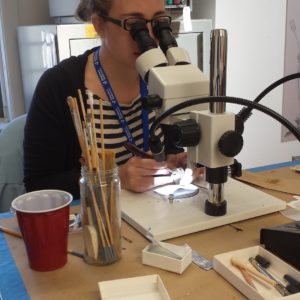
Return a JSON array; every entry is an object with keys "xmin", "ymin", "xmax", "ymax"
[
  {"xmin": 214, "ymin": 0, "xmax": 299, "ymax": 168},
  {"xmin": 0, "ymin": 0, "xmax": 50, "ymax": 120},
  {"xmin": 192, "ymin": 0, "xmax": 216, "ymax": 26}
]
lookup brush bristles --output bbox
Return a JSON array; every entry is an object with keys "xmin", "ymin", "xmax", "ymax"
[{"xmin": 99, "ymin": 149, "xmax": 116, "ymax": 171}]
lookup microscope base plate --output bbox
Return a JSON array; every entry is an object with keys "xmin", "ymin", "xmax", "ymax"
[{"xmin": 121, "ymin": 177, "xmax": 286, "ymax": 241}]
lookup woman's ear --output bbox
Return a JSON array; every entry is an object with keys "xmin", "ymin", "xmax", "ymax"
[{"xmin": 91, "ymin": 13, "xmax": 105, "ymax": 37}]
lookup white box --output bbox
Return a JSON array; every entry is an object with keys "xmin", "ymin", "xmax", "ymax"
[
  {"xmin": 213, "ymin": 246, "xmax": 300, "ymax": 300},
  {"xmin": 98, "ymin": 274, "xmax": 171, "ymax": 300},
  {"xmin": 142, "ymin": 242, "xmax": 192, "ymax": 274}
]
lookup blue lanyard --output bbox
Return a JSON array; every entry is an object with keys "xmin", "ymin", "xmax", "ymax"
[{"xmin": 93, "ymin": 47, "xmax": 149, "ymax": 152}]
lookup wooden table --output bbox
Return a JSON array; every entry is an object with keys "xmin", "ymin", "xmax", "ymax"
[{"xmin": 0, "ymin": 165, "xmax": 298, "ymax": 300}]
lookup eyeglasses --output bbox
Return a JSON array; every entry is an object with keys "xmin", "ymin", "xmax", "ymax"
[{"xmin": 103, "ymin": 15, "xmax": 172, "ymax": 31}]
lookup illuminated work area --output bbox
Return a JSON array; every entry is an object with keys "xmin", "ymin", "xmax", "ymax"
[{"xmin": 0, "ymin": 0, "xmax": 300, "ymax": 299}]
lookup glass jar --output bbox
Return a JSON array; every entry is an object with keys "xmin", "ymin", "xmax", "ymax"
[{"xmin": 80, "ymin": 167, "xmax": 121, "ymax": 265}]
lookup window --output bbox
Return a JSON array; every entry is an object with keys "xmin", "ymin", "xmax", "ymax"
[
  {"xmin": 0, "ymin": 0, "xmax": 9, "ymax": 123},
  {"xmin": 0, "ymin": 0, "xmax": 23, "ymax": 124},
  {"xmin": 0, "ymin": 48, "xmax": 8, "ymax": 122},
  {"xmin": 0, "ymin": 85, "xmax": 4, "ymax": 118}
]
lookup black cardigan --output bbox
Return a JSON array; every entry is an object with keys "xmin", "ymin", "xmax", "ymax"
[{"xmin": 23, "ymin": 48, "xmax": 97, "ymax": 199}]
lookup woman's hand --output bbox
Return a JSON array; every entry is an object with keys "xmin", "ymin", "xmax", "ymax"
[
  {"xmin": 119, "ymin": 156, "xmax": 173, "ymax": 192},
  {"xmin": 119, "ymin": 152, "xmax": 205, "ymax": 192},
  {"xmin": 166, "ymin": 152, "xmax": 205, "ymax": 185},
  {"xmin": 166, "ymin": 152, "xmax": 187, "ymax": 169}
]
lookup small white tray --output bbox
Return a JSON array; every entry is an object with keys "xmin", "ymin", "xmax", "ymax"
[
  {"xmin": 213, "ymin": 246, "xmax": 300, "ymax": 300},
  {"xmin": 98, "ymin": 274, "xmax": 171, "ymax": 300},
  {"xmin": 142, "ymin": 242, "xmax": 192, "ymax": 274},
  {"xmin": 290, "ymin": 165, "xmax": 300, "ymax": 173}
]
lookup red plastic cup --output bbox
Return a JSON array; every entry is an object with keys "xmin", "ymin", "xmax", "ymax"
[{"xmin": 11, "ymin": 190, "xmax": 73, "ymax": 272}]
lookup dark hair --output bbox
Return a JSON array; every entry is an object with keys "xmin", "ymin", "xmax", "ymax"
[{"xmin": 76, "ymin": 0, "xmax": 113, "ymax": 22}]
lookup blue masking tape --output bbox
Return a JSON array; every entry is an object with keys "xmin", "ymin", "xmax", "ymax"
[
  {"xmin": 247, "ymin": 160, "xmax": 300, "ymax": 173},
  {"xmin": 0, "ymin": 213, "xmax": 29, "ymax": 300}
]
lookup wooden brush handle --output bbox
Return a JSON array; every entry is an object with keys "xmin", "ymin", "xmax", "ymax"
[
  {"xmin": 123, "ymin": 142, "xmax": 153, "ymax": 159},
  {"xmin": 0, "ymin": 225, "xmax": 22, "ymax": 238},
  {"xmin": 231, "ymin": 257, "xmax": 276, "ymax": 286}
]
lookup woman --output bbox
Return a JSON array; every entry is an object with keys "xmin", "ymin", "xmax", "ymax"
[{"xmin": 23, "ymin": 0, "xmax": 190, "ymax": 199}]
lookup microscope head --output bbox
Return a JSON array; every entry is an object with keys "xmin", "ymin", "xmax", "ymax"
[
  {"xmin": 129, "ymin": 22, "xmax": 157, "ymax": 54},
  {"xmin": 130, "ymin": 22, "xmax": 168, "ymax": 83},
  {"xmin": 152, "ymin": 18, "xmax": 178, "ymax": 54}
]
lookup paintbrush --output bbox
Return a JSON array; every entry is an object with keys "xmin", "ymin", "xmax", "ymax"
[
  {"xmin": 67, "ymin": 91, "xmax": 118, "ymax": 263},
  {"xmin": 123, "ymin": 141, "xmax": 173, "ymax": 177},
  {"xmin": 0, "ymin": 225, "xmax": 22, "ymax": 238},
  {"xmin": 123, "ymin": 141, "xmax": 153, "ymax": 159}
]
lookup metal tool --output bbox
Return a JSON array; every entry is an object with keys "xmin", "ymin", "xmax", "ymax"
[
  {"xmin": 192, "ymin": 249, "xmax": 213, "ymax": 271},
  {"xmin": 69, "ymin": 213, "xmax": 82, "ymax": 231},
  {"xmin": 146, "ymin": 229, "xmax": 182, "ymax": 260},
  {"xmin": 249, "ymin": 257, "xmax": 290, "ymax": 296}
]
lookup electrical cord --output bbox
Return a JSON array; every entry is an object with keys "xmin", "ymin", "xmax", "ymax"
[
  {"xmin": 237, "ymin": 72, "xmax": 300, "ymax": 122},
  {"xmin": 149, "ymin": 95, "xmax": 300, "ymax": 143}
]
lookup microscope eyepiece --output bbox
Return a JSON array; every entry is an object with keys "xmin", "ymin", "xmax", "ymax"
[
  {"xmin": 130, "ymin": 22, "xmax": 157, "ymax": 53},
  {"xmin": 153, "ymin": 20, "xmax": 178, "ymax": 54}
]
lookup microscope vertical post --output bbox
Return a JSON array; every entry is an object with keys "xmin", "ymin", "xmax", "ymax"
[
  {"xmin": 210, "ymin": 29, "xmax": 227, "ymax": 111},
  {"xmin": 204, "ymin": 29, "xmax": 228, "ymax": 216}
]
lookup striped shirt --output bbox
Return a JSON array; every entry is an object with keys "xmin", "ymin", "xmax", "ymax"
[{"xmin": 86, "ymin": 93, "xmax": 162, "ymax": 165}]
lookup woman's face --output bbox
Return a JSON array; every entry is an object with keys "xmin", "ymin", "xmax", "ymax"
[{"xmin": 99, "ymin": 0, "xmax": 166, "ymax": 70}]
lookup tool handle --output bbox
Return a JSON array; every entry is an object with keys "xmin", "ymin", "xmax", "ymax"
[
  {"xmin": 231, "ymin": 257, "xmax": 276, "ymax": 286},
  {"xmin": 123, "ymin": 142, "xmax": 153, "ymax": 159},
  {"xmin": 284, "ymin": 274, "xmax": 300, "ymax": 289},
  {"xmin": 0, "ymin": 225, "xmax": 22, "ymax": 238}
]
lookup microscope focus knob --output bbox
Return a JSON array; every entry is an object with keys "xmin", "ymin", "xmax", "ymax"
[
  {"xmin": 170, "ymin": 119, "xmax": 201, "ymax": 147},
  {"xmin": 218, "ymin": 130, "xmax": 243, "ymax": 157},
  {"xmin": 141, "ymin": 94, "xmax": 163, "ymax": 111}
]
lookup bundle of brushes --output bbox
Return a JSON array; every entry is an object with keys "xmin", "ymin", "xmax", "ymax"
[{"xmin": 67, "ymin": 90, "xmax": 120, "ymax": 265}]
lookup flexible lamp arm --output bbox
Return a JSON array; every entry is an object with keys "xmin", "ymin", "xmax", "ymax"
[
  {"xmin": 149, "ymin": 95, "xmax": 300, "ymax": 144},
  {"xmin": 237, "ymin": 72, "xmax": 300, "ymax": 122}
]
